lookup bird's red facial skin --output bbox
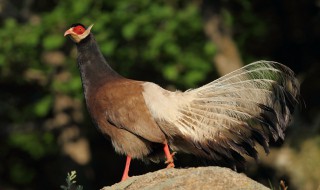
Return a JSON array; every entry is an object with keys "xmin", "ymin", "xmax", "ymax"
[{"xmin": 72, "ymin": 25, "xmax": 86, "ymax": 35}]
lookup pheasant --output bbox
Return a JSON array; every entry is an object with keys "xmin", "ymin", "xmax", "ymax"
[{"xmin": 64, "ymin": 23, "xmax": 300, "ymax": 181}]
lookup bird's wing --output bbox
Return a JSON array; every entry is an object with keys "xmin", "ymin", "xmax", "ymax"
[
  {"xmin": 142, "ymin": 61, "xmax": 300, "ymax": 165},
  {"xmin": 100, "ymin": 80, "xmax": 166, "ymax": 144}
]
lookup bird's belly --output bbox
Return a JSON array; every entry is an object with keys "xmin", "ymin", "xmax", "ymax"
[{"xmin": 100, "ymin": 122, "xmax": 152, "ymax": 159}]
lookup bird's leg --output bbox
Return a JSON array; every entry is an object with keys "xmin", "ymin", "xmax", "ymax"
[
  {"xmin": 163, "ymin": 143, "xmax": 175, "ymax": 168},
  {"xmin": 121, "ymin": 156, "xmax": 131, "ymax": 181}
]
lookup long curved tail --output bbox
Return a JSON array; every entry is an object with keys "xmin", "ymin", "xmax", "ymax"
[{"xmin": 144, "ymin": 61, "xmax": 300, "ymax": 167}]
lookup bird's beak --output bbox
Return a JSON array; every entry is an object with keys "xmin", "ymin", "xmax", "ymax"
[{"xmin": 64, "ymin": 28, "xmax": 74, "ymax": 37}]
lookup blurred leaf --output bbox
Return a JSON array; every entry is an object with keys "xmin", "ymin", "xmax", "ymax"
[
  {"xmin": 43, "ymin": 34, "xmax": 64, "ymax": 50},
  {"xmin": 0, "ymin": 55, "xmax": 5, "ymax": 66},
  {"xmin": 8, "ymin": 132, "xmax": 54, "ymax": 159},
  {"xmin": 52, "ymin": 77, "xmax": 82, "ymax": 94},
  {"xmin": 122, "ymin": 23, "xmax": 138, "ymax": 40},
  {"xmin": 222, "ymin": 9, "xmax": 233, "ymax": 28},
  {"xmin": 4, "ymin": 18, "xmax": 17, "ymax": 29},
  {"xmin": 101, "ymin": 41, "xmax": 117, "ymax": 55},
  {"xmin": 184, "ymin": 70, "xmax": 205, "ymax": 87},
  {"xmin": 204, "ymin": 42, "xmax": 217, "ymax": 56},
  {"xmin": 164, "ymin": 43, "xmax": 180, "ymax": 56},
  {"xmin": 9, "ymin": 162, "xmax": 35, "ymax": 184},
  {"xmin": 34, "ymin": 95, "xmax": 52, "ymax": 117},
  {"xmin": 72, "ymin": 0, "xmax": 90, "ymax": 15},
  {"xmin": 164, "ymin": 64, "xmax": 179, "ymax": 81}
]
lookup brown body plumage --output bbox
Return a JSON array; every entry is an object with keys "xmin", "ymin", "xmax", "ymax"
[{"xmin": 64, "ymin": 23, "xmax": 300, "ymax": 181}]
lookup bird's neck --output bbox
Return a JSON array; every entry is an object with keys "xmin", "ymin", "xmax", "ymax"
[{"xmin": 76, "ymin": 34, "xmax": 122, "ymax": 96}]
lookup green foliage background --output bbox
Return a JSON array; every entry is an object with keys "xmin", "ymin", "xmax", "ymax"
[
  {"xmin": 0, "ymin": 0, "xmax": 216, "ymax": 122},
  {"xmin": 0, "ymin": 1, "xmax": 216, "ymax": 189},
  {"xmin": 0, "ymin": 0, "xmax": 319, "ymax": 190}
]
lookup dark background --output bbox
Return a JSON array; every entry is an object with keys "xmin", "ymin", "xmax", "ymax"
[{"xmin": 1, "ymin": 0, "xmax": 319, "ymax": 189}]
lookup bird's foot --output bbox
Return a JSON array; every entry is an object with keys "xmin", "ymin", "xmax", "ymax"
[
  {"xmin": 166, "ymin": 161, "xmax": 175, "ymax": 168},
  {"xmin": 165, "ymin": 152, "xmax": 176, "ymax": 168}
]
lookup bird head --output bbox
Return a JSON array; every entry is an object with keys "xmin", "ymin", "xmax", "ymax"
[{"xmin": 64, "ymin": 23, "xmax": 94, "ymax": 43}]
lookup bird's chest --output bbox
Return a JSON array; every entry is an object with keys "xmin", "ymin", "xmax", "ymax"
[
  {"xmin": 85, "ymin": 90, "xmax": 111, "ymax": 123},
  {"xmin": 84, "ymin": 84, "xmax": 130, "ymax": 127},
  {"xmin": 83, "ymin": 93, "xmax": 117, "ymax": 142}
]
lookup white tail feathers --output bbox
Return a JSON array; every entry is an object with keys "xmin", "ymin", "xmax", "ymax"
[{"xmin": 143, "ymin": 60, "xmax": 300, "ymax": 167}]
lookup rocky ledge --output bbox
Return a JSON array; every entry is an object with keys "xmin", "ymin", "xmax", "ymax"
[{"xmin": 101, "ymin": 166, "xmax": 270, "ymax": 190}]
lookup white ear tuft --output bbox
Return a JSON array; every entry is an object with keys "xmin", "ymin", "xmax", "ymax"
[{"xmin": 78, "ymin": 24, "xmax": 94, "ymax": 40}]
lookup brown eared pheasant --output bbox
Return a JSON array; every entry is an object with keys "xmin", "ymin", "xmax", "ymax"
[{"xmin": 64, "ymin": 23, "xmax": 300, "ymax": 181}]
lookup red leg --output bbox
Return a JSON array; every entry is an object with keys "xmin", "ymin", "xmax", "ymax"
[
  {"xmin": 121, "ymin": 156, "xmax": 131, "ymax": 181},
  {"xmin": 163, "ymin": 143, "xmax": 175, "ymax": 168}
]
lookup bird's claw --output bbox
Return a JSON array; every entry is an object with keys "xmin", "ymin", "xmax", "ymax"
[
  {"xmin": 165, "ymin": 152, "xmax": 176, "ymax": 168},
  {"xmin": 166, "ymin": 162, "xmax": 175, "ymax": 168}
]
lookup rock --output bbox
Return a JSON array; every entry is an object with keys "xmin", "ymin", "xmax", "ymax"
[{"xmin": 101, "ymin": 166, "xmax": 270, "ymax": 190}]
